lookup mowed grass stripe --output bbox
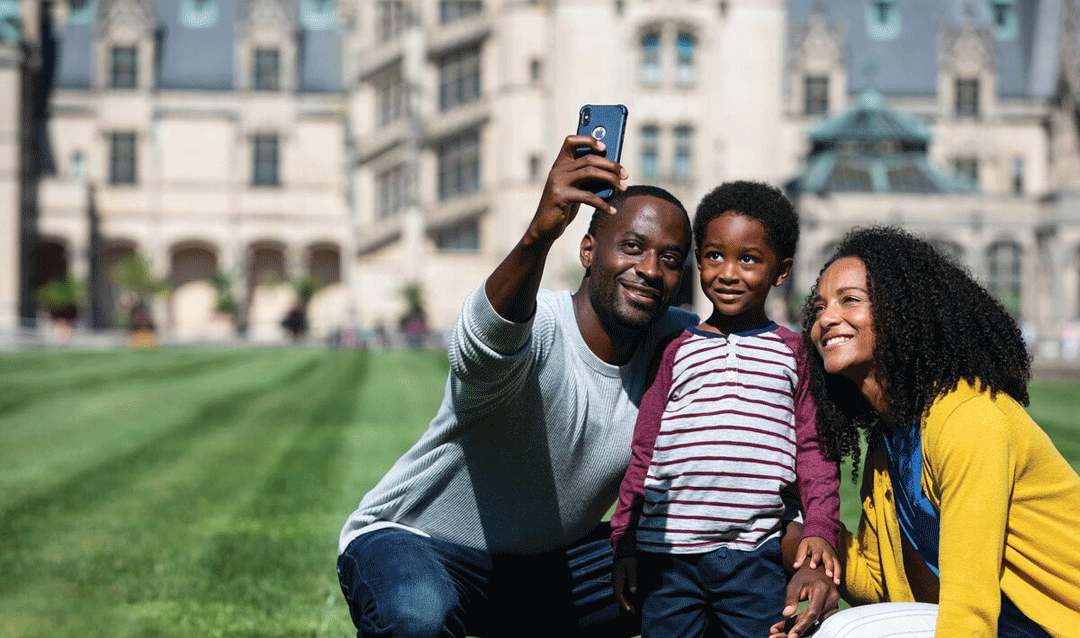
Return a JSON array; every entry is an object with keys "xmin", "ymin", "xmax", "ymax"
[
  {"xmin": 0, "ymin": 350, "xmax": 376, "ymax": 638},
  {"xmin": 0, "ymin": 349, "xmax": 244, "ymax": 416},
  {"xmin": 0, "ymin": 349, "xmax": 323, "ymax": 508}
]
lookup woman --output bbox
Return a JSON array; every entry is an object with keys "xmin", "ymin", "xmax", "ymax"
[{"xmin": 776, "ymin": 227, "xmax": 1080, "ymax": 638}]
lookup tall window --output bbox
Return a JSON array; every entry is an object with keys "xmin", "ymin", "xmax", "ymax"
[
  {"xmin": 434, "ymin": 219, "xmax": 480, "ymax": 252},
  {"xmin": 988, "ymin": 241, "xmax": 1022, "ymax": 316},
  {"xmin": 804, "ymin": 75, "xmax": 829, "ymax": 116},
  {"xmin": 1011, "ymin": 157, "xmax": 1024, "ymax": 195},
  {"xmin": 672, "ymin": 126, "xmax": 693, "ymax": 182},
  {"xmin": 437, "ymin": 131, "xmax": 480, "ymax": 200},
  {"xmin": 641, "ymin": 125, "xmax": 659, "ymax": 179},
  {"xmin": 253, "ymin": 48, "xmax": 280, "ymax": 91},
  {"xmin": 108, "ymin": 133, "xmax": 137, "ymax": 184},
  {"xmin": 376, "ymin": 72, "xmax": 407, "ymax": 126},
  {"xmin": 675, "ymin": 31, "xmax": 696, "ymax": 85},
  {"xmin": 376, "ymin": 164, "xmax": 410, "ymax": 219},
  {"xmin": 110, "ymin": 46, "xmax": 138, "ymax": 89},
  {"xmin": 438, "ymin": 46, "xmax": 481, "ymax": 111},
  {"xmin": 954, "ymin": 156, "xmax": 979, "ymax": 185},
  {"xmin": 440, "ymin": 0, "xmax": 481, "ymax": 22},
  {"xmin": 377, "ymin": 1, "xmax": 407, "ymax": 42},
  {"xmin": 640, "ymin": 31, "xmax": 660, "ymax": 84},
  {"xmin": 955, "ymin": 78, "xmax": 979, "ymax": 118},
  {"xmin": 252, "ymin": 134, "xmax": 280, "ymax": 186}
]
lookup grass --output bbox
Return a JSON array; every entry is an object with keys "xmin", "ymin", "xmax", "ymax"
[{"xmin": 0, "ymin": 347, "xmax": 1076, "ymax": 637}]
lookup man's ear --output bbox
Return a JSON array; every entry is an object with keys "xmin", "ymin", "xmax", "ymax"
[
  {"xmin": 773, "ymin": 257, "xmax": 794, "ymax": 287},
  {"xmin": 580, "ymin": 234, "xmax": 595, "ymax": 271}
]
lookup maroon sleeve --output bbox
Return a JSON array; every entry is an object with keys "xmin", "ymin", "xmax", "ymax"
[
  {"xmin": 610, "ymin": 331, "xmax": 685, "ymax": 558},
  {"xmin": 782, "ymin": 328, "xmax": 840, "ymax": 548}
]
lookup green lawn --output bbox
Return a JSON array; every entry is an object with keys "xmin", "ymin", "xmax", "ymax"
[{"xmin": 0, "ymin": 348, "xmax": 1076, "ymax": 637}]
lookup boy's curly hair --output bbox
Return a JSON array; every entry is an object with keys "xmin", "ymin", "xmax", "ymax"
[
  {"xmin": 801, "ymin": 226, "xmax": 1031, "ymax": 476},
  {"xmin": 692, "ymin": 181, "xmax": 798, "ymax": 262}
]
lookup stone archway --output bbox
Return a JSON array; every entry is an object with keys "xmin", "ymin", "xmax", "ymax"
[
  {"xmin": 170, "ymin": 243, "xmax": 218, "ymax": 341},
  {"xmin": 306, "ymin": 242, "xmax": 345, "ymax": 339},
  {"xmin": 247, "ymin": 241, "xmax": 290, "ymax": 341}
]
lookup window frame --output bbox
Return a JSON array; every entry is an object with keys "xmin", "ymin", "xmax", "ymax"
[
  {"xmin": 108, "ymin": 132, "xmax": 137, "ymax": 185},
  {"xmin": 437, "ymin": 131, "xmax": 481, "ymax": 201},
  {"xmin": 110, "ymin": 45, "xmax": 138, "ymax": 90},
  {"xmin": 252, "ymin": 134, "xmax": 281, "ymax": 187},
  {"xmin": 437, "ymin": 46, "xmax": 482, "ymax": 112}
]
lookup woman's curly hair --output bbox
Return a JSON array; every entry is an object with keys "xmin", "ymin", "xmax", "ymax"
[{"xmin": 801, "ymin": 226, "xmax": 1031, "ymax": 476}]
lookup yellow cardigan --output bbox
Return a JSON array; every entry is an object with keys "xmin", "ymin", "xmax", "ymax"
[{"xmin": 839, "ymin": 381, "xmax": 1080, "ymax": 638}]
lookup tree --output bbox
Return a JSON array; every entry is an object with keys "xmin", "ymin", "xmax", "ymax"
[{"xmin": 37, "ymin": 276, "xmax": 85, "ymax": 322}]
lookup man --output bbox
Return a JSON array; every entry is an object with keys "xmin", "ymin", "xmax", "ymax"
[{"xmin": 337, "ymin": 136, "xmax": 835, "ymax": 638}]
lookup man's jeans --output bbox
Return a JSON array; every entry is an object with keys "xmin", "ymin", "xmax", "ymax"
[{"xmin": 336, "ymin": 525, "xmax": 638, "ymax": 638}]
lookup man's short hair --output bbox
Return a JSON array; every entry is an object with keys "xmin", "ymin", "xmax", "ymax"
[{"xmin": 587, "ymin": 185, "xmax": 690, "ymax": 242}]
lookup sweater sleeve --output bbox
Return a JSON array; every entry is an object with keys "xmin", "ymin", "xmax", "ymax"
[
  {"xmin": 925, "ymin": 397, "xmax": 1013, "ymax": 638},
  {"xmin": 445, "ymin": 283, "xmax": 551, "ymax": 415},
  {"xmin": 790, "ymin": 336, "xmax": 841, "ymax": 547},
  {"xmin": 610, "ymin": 332, "xmax": 682, "ymax": 558}
]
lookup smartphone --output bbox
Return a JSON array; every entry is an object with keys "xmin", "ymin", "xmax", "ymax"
[{"xmin": 574, "ymin": 104, "xmax": 628, "ymax": 200}]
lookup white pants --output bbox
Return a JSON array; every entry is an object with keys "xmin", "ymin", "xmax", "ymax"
[{"xmin": 815, "ymin": 603, "xmax": 938, "ymax": 638}]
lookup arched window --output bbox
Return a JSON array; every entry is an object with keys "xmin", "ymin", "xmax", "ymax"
[
  {"xmin": 987, "ymin": 241, "xmax": 1022, "ymax": 316},
  {"xmin": 640, "ymin": 31, "xmax": 661, "ymax": 84}
]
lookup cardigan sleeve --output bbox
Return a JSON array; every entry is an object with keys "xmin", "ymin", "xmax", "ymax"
[
  {"xmin": 839, "ymin": 445, "xmax": 889, "ymax": 605},
  {"xmin": 924, "ymin": 397, "xmax": 1013, "ymax": 638},
  {"xmin": 610, "ymin": 331, "xmax": 682, "ymax": 559},
  {"xmin": 791, "ymin": 339, "xmax": 840, "ymax": 547}
]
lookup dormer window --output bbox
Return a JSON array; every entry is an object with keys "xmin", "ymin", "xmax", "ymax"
[
  {"xmin": 110, "ymin": 46, "xmax": 138, "ymax": 89},
  {"xmin": 955, "ymin": 78, "xmax": 980, "ymax": 119},
  {"xmin": 253, "ymin": 48, "xmax": 280, "ymax": 91}
]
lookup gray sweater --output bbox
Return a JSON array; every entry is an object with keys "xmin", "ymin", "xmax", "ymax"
[{"xmin": 339, "ymin": 284, "xmax": 696, "ymax": 555}]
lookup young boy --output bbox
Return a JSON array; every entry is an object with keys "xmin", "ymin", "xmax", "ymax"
[{"xmin": 610, "ymin": 181, "xmax": 841, "ymax": 638}]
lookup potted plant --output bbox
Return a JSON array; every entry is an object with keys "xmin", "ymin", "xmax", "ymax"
[
  {"xmin": 37, "ymin": 276, "xmax": 85, "ymax": 340},
  {"xmin": 109, "ymin": 253, "xmax": 169, "ymax": 348},
  {"xmin": 280, "ymin": 275, "xmax": 320, "ymax": 342}
]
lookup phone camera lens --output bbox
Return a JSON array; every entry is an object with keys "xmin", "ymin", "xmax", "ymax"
[{"xmin": 581, "ymin": 108, "xmax": 591, "ymax": 125}]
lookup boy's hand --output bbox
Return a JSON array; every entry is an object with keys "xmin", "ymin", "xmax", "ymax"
[
  {"xmin": 613, "ymin": 556, "xmax": 638, "ymax": 613},
  {"xmin": 791, "ymin": 536, "xmax": 841, "ymax": 584},
  {"xmin": 526, "ymin": 135, "xmax": 627, "ymax": 247}
]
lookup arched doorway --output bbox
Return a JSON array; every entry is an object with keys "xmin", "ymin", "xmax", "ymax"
[
  {"xmin": 247, "ymin": 241, "xmax": 290, "ymax": 341},
  {"xmin": 171, "ymin": 243, "xmax": 218, "ymax": 341},
  {"xmin": 306, "ymin": 242, "xmax": 345, "ymax": 339}
]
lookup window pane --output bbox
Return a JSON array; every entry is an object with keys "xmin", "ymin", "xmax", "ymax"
[
  {"xmin": 955, "ymin": 78, "xmax": 979, "ymax": 118},
  {"xmin": 954, "ymin": 156, "xmax": 978, "ymax": 185},
  {"xmin": 641, "ymin": 125, "xmax": 659, "ymax": 179},
  {"xmin": 377, "ymin": 164, "xmax": 410, "ymax": 219},
  {"xmin": 434, "ymin": 219, "xmax": 480, "ymax": 252},
  {"xmin": 675, "ymin": 32, "xmax": 696, "ymax": 85},
  {"xmin": 673, "ymin": 126, "xmax": 693, "ymax": 182},
  {"xmin": 804, "ymin": 75, "xmax": 829, "ymax": 116},
  {"xmin": 440, "ymin": 0, "xmax": 481, "ymax": 23},
  {"xmin": 109, "ymin": 133, "xmax": 137, "ymax": 184},
  {"xmin": 252, "ymin": 135, "xmax": 280, "ymax": 186},
  {"xmin": 437, "ymin": 131, "xmax": 480, "ymax": 200},
  {"xmin": 988, "ymin": 242, "xmax": 1021, "ymax": 316},
  {"xmin": 438, "ymin": 46, "xmax": 481, "ymax": 111},
  {"xmin": 110, "ymin": 46, "xmax": 138, "ymax": 89},
  {"xmin": 253, "ymin": 48, "xmax": 280, "ymax": 91},
  {"xmin": 377, "ymin": 1, "xmax": 407, "ymax": 42},
  {"xmin": 641, "ymin": 32, "xmax": 660, "ymax": 84}
]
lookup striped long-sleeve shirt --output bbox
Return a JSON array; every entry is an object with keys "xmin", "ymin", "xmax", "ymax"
[{"xmin": 611, "ymin": 324, "xmax": 839, "ymax": 557}]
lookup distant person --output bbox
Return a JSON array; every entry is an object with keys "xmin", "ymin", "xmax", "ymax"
[
  {"xmin": 772, "ymin": 227, "xmax": 1080, "ymax": 638},
  {"xmin": 611, "ymin": 181, "xmax": 841, "ymax": 638},
  {"xmin": 337, "ymin": 136, "xmax": 837, "ymax": 638}
]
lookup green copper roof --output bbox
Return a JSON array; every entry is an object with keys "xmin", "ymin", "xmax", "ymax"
[
  {"xmin": 798, "ymin": 89, "xmax": 974, "ymax": 195},
  {"xmin": 809, "ymin": 89, "xmax": 932, "ymax": 143},
  {"xmin": 0, "ymin": 0, "xmax": 20, "ymax": 45}
]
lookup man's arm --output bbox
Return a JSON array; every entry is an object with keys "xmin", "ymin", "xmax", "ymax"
[{"xmin": 484, "ymin": 135, "xmax": 625, "ymax": 322}]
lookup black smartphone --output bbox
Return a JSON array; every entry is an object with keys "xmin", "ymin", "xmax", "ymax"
[{"xmin": 574, "ymin": 104, "xmax": 628, "ymax": 200}]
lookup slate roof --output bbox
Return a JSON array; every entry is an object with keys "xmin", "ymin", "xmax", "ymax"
[
  {"xmin": 53, "ymin": 0, "xmax": 341, "ymax": 92},
  {"xmin": 787, "ymin": 0, "xmax": 1068, "ymax": 100}
]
